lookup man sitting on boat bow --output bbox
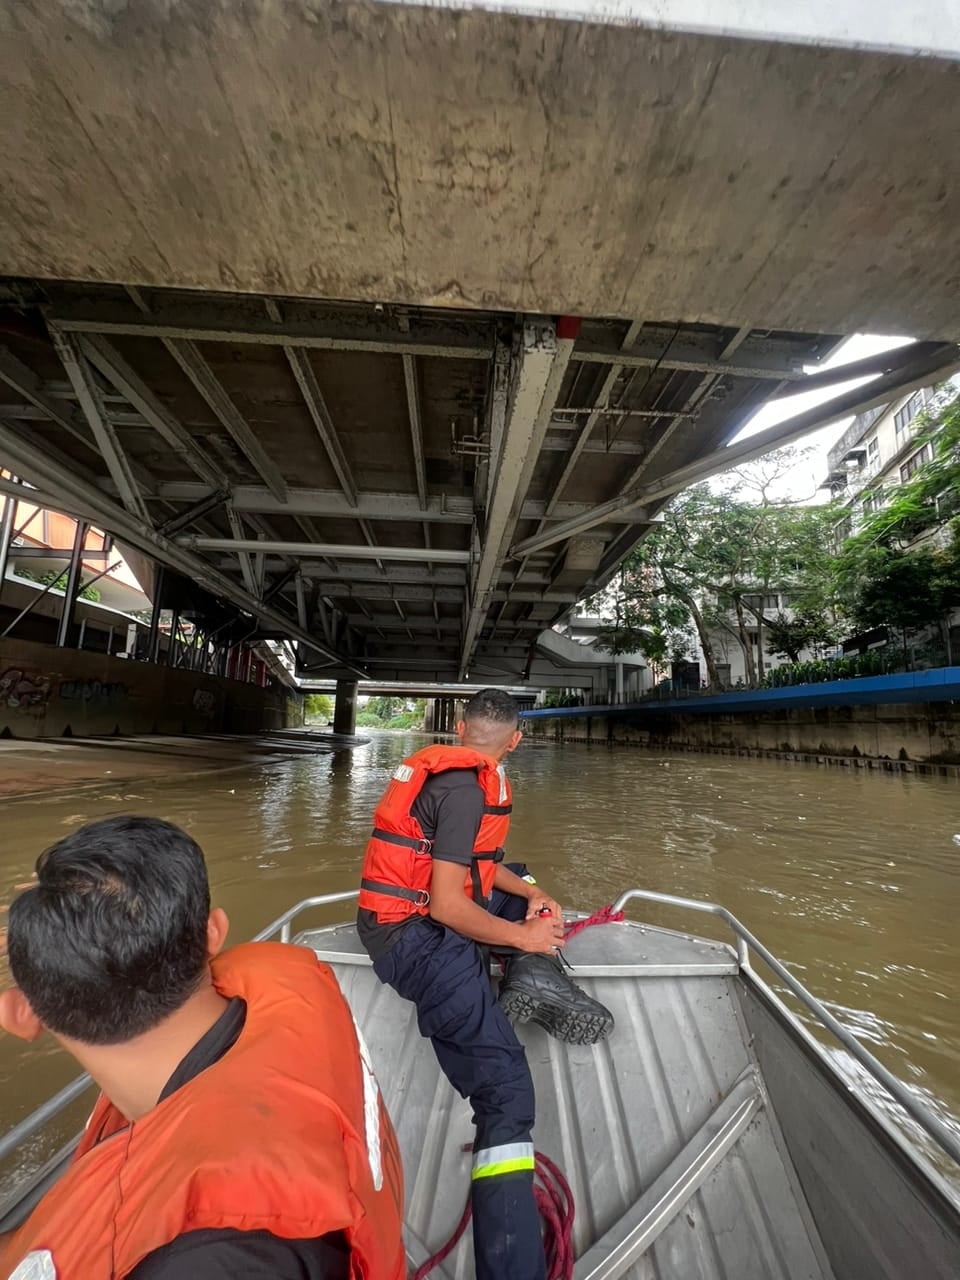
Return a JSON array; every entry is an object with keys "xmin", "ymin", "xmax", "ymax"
[
  {"xmin": 0, "ymin": 816, "xmax": 405, "ymax": 1280},
  {"xmin": 357, "ymin": 688, "xmax": 614, "ymax": 1280}
]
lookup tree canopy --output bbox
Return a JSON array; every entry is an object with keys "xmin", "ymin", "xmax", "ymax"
[
  {"xmin": 586, "ymin": 392, "xmax": 960, "ymax": 687},
  {"xmin": 589, "ymin": 453, "xmax": 841, "ymax": 685}
]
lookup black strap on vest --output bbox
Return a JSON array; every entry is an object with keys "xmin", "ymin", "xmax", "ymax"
[
  {"xmin": 370, "ymin": 827, "xmax": 434, "ymax": 855},
  {"xmin": 360, "ymin": 877, "xmax": 431, "ymax": 908},
  {"xmin": 470, "ymin": 847, "xmax": 505, "ymax": 910},
  {"xmin": 482, "ymin": 803, "xmax": 513, "ymax": 816}
]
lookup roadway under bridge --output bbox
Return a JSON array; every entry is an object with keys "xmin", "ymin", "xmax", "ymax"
[{"xmin": 0, "ymin": 1, "xmax": 958, "ymax": 702}]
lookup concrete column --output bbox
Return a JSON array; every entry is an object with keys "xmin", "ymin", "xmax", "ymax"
[
  {"xmin": 333, "ymin": 679, "xmax": 358, "ymax": 736},
  {"xmin": 615, "ymin": 659, "xmax": 624, "ymax": 704}
]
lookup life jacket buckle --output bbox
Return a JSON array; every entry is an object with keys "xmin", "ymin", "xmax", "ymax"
[
  {"xmin": 416, "ymin": 838, "xmax": 434, "ymax": 856},
  {"xmin": 414, "ymin": 888, "xmax": 431, "ymax": 907}
]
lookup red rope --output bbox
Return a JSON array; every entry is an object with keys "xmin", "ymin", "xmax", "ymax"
[
  {"xmin": 411, "ymin": 1152, "xmax": 576, "ymax": 1280},
  {"xmin": 562, "ymin": 903, "xmax": 624, "ymax": 942}
]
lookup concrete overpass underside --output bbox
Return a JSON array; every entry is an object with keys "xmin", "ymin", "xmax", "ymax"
[{"xmin": 0, "ymin": 2, "xmax": 958, "ymax": 688}]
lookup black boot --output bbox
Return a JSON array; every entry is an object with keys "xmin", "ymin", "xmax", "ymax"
[{"xmin": 498, "ymin": 953, "xmax": 614, "ymax": 1045}]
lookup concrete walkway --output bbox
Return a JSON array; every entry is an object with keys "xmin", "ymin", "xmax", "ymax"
[{"xmin": 0, "ymin": 731, "xmax": 365, "ymax": 800}]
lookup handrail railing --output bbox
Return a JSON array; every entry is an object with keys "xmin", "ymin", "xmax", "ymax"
[
  {"xmin": 611, "ymin": 887, "xmax": 960, "ymax": 1168},
  {"xmin": 253, "ymin": 889, "xmax": 360, "ymax": 943},
  {"xmin": 2, "ymin": 886, "xmax": 957, "ymax": 1186}
]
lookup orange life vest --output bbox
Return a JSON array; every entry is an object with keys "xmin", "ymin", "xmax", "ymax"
[
  {"xmin": 358, "ymin": 745, "xmax": 512, "ymax": 923},
  {"xmin": 1, "ymin": 943, "xmax": 405, "ymax": 1280}
]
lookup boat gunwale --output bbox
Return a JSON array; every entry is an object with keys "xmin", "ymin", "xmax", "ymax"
[{"xmin": 1, "ymin": 884, "xmax": 958, "ymax": 1229}]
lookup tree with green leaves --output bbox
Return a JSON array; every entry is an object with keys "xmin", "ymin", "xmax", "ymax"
[
  {"xmin": 304, "ymin": 693, "xmax": 333, "ymax": 723},
  {"xmin": 590, "ymin": 479, "xmax": 842, "ymax": 688}
]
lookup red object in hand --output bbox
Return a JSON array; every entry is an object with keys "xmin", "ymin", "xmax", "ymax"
[{"xmin": 536, "ymin": 905, "xmax": 553, "ymax": 917}]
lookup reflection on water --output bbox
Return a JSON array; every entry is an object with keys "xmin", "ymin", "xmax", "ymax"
[{"xmin": 1, "ymin": 733, "xmax": 959, "ymax": 1188}]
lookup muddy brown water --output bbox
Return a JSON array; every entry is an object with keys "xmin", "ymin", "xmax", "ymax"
[{"xmin": 1, "ymin": 731, "xmax": 958, "ymax": 1198}]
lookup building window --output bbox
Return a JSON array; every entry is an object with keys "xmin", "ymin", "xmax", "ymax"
[
  {"xmin": 862, "ymin": 486, "xmax": 884, "ymax": 515},
  {"xmin": 900, "ymin": 443, "xmax": 934, "ymax": 484},
  {"xmin": 894, "ymin": 391, "xmax": 925, "ymax": 436},
  {"xmin": 763, "ymin": 594, "xmax": 779, "ymax": 610},
  {"xmin": 867, "ymin": 437, "xmax": 880, "ymax": 464},
  {"xmin": 743, "ymin": 594, "xmax": 763, "ymax": 611}
]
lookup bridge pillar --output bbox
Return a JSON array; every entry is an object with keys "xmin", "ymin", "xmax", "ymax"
[{"xmin": 333, "ymin": 679, "xmax": 358, "ymax": 736}]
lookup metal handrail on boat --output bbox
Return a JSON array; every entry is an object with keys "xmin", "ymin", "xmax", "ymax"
[
  {"xmin": 2, "ymin": 885, "xmax": 958, "ymax": 1180},
  {"xmin": 611, "ymin": 887, "xmax": 960, "ymax": 1168}
]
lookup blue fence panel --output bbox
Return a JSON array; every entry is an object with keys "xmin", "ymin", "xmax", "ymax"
[{"xmin": 520, "ymin": 668, "xmax": 960, "ymax": 719}]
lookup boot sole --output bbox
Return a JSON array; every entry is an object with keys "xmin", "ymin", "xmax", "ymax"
[{"xmin": 499, "ymin": 988, "xmax": 614, "ymax": 1046}]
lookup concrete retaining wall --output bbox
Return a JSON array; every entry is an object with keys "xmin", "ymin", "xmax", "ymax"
[
  {"xmin": 527, "ymin": 700, "xmax": 960, "ymax": 777},
  {"xmin": 0, "ymin": 638, "xmax": 300, "ymax": 739}
]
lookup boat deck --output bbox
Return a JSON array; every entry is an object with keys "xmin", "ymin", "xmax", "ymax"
[{"xmin": 298, "ymin": 918, "xmax": 835, "ymax": 1280}]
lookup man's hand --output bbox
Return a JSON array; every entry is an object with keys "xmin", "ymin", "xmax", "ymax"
[
  {"xmin": 516, "ymin": 913, "xmax": 565, "ymax": 955},
  {"xmin": 525, "ymin": 893, "xmax": 563, "ymax": 922}
]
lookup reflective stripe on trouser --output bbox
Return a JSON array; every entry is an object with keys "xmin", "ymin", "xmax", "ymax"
[
  {"xmin": 473, "ymin": 1141, "xmax": 536, "ymax": 1180},
  {"xmin": 369, "ymin": 867, "xmax": 545, "ymax": 1280}
]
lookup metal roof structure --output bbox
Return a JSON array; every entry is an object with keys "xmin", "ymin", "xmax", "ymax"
[{"xmin": 1, "ymin": 283, "xmax": 958, "ymax": 683}]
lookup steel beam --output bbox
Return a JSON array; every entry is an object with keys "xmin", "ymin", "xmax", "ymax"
[
  {"xmin": 620, "ymin": 370, "xmax": 717, "ymax": 490},
  {"xmin": 771, "ymin": 339, "xmax": 944, "ymax": 399},
  {"xmin": 163, "ymin": 338, "xmax": 288, "ymax": 502},
  {"xmin": 0, "ymin": 421, "xmax": 365, "ymax": 675},
  {"xmin": 510, "ymin": 341, "xmax": 960, "ymax": 559},
  {"xmin": 47, "ymin": 328, "xmax": 152, "ymax": 525},
  {"xmin": 10, "ymin": 546, "xmax": 110, "ymax": 560},
  {"xmin": 573, "ymin": 337, "xmax": 802, "ymax": 381},
  {"xmin": 498, "ymin": 320, "xmax": 643, "ymax": 627},
  {"xmin": 226, "ymin": 506, "xmax": 258, "ymax": 597},
  {"xmin": 56, "ymin": 520, "xmax": 88, "ymax": 648},
  {"xmin": 80, "ymin": 335, "xmax": 223, "ymax": 488},
  {"xmin": 402, "ymin": 354, "xmax": 428, "ymax": 508},
  {"xmin": 460, "ymin": 319, "xmax": 578, "ymax": 677},
  {"xmin": 545, "ymin": 321, "xmax": 641, "ymax": 519},
  {"xmin": 0, "ymin": 349, "xmax": 98, "ymax": 455},
  {"xmin": 157, "ymin": 490, "xmax": 230, "ymax": 536},
  {"xmin": 343, "ymin": 614, "xmax": 461, "ymax": 634},
  {"xmin": 263, "ymin": 562, "xmax": 469, "ymax": 587},
  {"xmin": 540, "ymin": 435, "xmax": 651, "ymax": 454},
  {"xmin": 47, "ymin": 296, "xmax": 494, "ymax": 361},
  {"xmin": 180, "ymin": 536, "xmax": 470, "ymax": 564},
  {"xmin": 0, "ymin": 477, "xmax": 17, "ymax": 589},
  {"xmin": 295, "ymin": 574, "xmax": 308, "ymax": 629},
  {"xmin": 303, "ymin": 582, "xmax": 465, "ymax": 604},
  {"xmin": 152, "ymin": 483, "xmax": 636, "ymax": 527},
  {"xmin": 282, "ymin": 340, "xmax": 358, "ymax": 505}
]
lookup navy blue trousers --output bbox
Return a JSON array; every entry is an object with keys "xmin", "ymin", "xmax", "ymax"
[{"xmin": 372, "ymin": 864, "xmax": 545, "ymax": 1280}]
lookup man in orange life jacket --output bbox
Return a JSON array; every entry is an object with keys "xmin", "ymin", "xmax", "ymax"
[
  {"xmin": 357, "ymin": 689, "xmax": 613, "ymax": 1280},
  {"xmin": 0, "ymin": 816, "xmax": 405, "ymax": 1280}
]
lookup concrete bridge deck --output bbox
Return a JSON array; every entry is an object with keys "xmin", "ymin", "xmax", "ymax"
[{"xmin": 1, "ymin": 2, "xmax": 958, "ymax": 690}]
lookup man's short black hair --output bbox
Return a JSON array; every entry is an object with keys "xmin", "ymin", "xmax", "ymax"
[
  {"xmin": 8, "ymin": 816, "xmax": 212, "ymax": 1045},
  {"xmin": 463, "ymin": 688, "xmax": 519, "ymax": 727}
]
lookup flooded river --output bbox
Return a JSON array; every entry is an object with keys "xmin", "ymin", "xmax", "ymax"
[{"xmin": 2, "ymin": 731, "xmax": 959, "ymax": 1192}]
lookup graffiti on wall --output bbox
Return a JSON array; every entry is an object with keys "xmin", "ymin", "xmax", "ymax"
[
  {"xmin": 60, "ymin": 679, "xmax": 128, "ymax": 706},
  {"xmin": 0, "ymin": 668, "xmax": 52, "ymax": 715},
  {"xmin": 192, "ymin": 689, "xmax": 217, "ymax": 718}
]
